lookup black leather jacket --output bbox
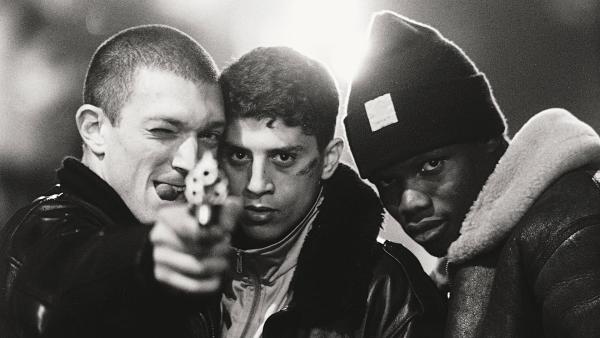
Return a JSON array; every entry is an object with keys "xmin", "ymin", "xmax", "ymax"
[
  {"xmin": 0, "ymin": 158, "xmax": 446, "ymax": 337},
  {"xmin": 478, "ymin": 169, "xmax": 600, "ymax": 337},
  {"xmin": 0, "ymin": 158, "xmax": 216, "ymax": 337},
  {"xmin": 447, "ymin": 169, "xmax": 600, "ymax": 337}
]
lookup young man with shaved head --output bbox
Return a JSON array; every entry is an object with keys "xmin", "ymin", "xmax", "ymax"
[
  {"xmin": 345, "ymin": 11, "xmax": 600, "ymax": 337},
  {"xmin": 0, "ymin": 25, "xmax": 241, "ymax": 337}
]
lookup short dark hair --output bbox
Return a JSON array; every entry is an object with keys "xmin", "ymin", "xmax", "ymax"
[
  {"xmin": 219, "ymin": 46, "xmax": 339, "ymax": 150},
  {"xmin": 83, "ymin": 24, "xmax": 218, "ymax": 124}
]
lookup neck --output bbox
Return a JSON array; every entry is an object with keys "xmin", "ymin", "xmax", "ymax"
[{"xmin": 81, "ymin": 150, "xmax": 106, "ymax": 182}]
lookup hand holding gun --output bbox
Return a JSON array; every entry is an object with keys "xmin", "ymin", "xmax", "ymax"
[{"xmin": 150, "ymin": 151, "xmax": 241, "ymax": 294}]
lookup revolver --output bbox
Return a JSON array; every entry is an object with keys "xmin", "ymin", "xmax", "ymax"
[{"xmin": 184, "ymin": 150, "xmax": 229, "ymax": 226}]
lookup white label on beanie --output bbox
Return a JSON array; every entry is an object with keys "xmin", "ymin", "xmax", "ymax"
[{"xmin": 365, "ymin": 93, "xmax": 398, "ymax": 132}]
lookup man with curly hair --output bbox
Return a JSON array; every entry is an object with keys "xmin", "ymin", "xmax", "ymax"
[{"xmin": 216, "ymin": 46, "xmax": 446, "ymax": 337}]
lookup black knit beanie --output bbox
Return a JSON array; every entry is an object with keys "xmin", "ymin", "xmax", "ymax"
[{"xmin": 344, "ymin": 11, "xmax": 507, "ymax": 179}]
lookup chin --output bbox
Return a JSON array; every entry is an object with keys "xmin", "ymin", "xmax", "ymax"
[
  {"xmin": 426, "ymin": 247, "xmax": 448, "ymax": 258},
  {"xmin": 234, "ymin": 223, "xmax": 285, "ymax": 248},
  {"xmin": 423, "ymin": 240, "xmax": 451, "ymax": 258},
  {"xmin": 244, "ymin": 225, "xmax": 275, "ymax": 241}
]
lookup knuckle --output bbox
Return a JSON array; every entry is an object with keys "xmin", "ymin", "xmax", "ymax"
[
  {"xmin": 153, "ymin": 246, "xmax": 168, "ymax": 262},
  {"xmin": 154, "ymin": 266, "xmax": 169, "ymax": 283},
  {"xmin": 149, "ymin": 224, "xmax": 162, "ymax": 241}
]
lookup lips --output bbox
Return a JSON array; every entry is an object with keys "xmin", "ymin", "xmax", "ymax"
[
  {"xmin": 243, "ymin": 205, "xmax": 277, "ymax": 224},
  {"xmin": 405, "ymin": 219, "xmax": 447, "ymax": 243},
  {"xmin": 154, "ymin": 182, "xmax": 186, "ymax": 202}
]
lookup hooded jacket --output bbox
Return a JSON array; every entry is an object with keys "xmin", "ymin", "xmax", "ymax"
[
  {"xmin": 444, "ymin": 108, "xmax": 600, "ymax": 337},
  {"xmin": 0, "ymin": 159, "xmax": 446, "ymax": 337}
]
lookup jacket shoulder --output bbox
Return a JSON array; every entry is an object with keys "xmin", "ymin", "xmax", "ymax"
[
  {"xmin": 500, "ymin": 169, "xmax": 600, "ymax": 336},
  {"xmin": 512, "ymin": 168, "xmax": 600, "ymax": 271},
  {"xmin": 2, "ymin": 187, "xmax": 107, "ymax": 261},
  {"xmin": 0, "ymin": 186, "xmax": 158, "ymax": 337},
  {"xmin": 362, "ymin": 241, "xmax": 446, "ymax": 336},
  {"xmin": 376, "ymin": 241, "xmax": 445, "ymax": 309}
]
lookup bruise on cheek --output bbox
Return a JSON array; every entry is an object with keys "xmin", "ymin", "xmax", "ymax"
[{"xmin": 296, "ymin": 158, "xmax": 319, "ymax": 177}]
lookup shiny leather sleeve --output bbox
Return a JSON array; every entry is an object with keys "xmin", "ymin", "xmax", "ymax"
[
  {"xmin": 478, "ymin": 169, "xmax": 600, "ymax": 337},
  {"xmin": 360, "ymin": 242, "xmax": 446, "ymax": 338},
  {"xmin": 522, "ymin": 170, "xmax": 600, "ymax": 337},
  {"xmin": 0, "ymin": 195, "xmax": 156, "ymax": 337},
  {"xmin": 533, "ymin": 217, "xmax": 600, "ymax": 337}
]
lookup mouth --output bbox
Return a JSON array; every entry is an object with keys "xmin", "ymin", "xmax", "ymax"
[
  {"xmin": 243, "ymin": 205, "xmax": 277, "ymax": 224},
  {"xmin": 154, "ymin": 182, "xmax": 186, "ymax": 202},
  {"xmin": 405, "ymin": 219, "xmax": 447, "ymax": 244}
]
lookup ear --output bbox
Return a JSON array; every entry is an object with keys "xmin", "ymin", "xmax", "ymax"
[
  {"xmin": 75, "ymin": 104, "xmax": 108, "ymax": 156},
  {"xmin": 320, "ymin": 137, "xmax": 344, "ymax": 180}
]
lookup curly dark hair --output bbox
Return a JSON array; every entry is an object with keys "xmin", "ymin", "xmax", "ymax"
[{"xmin": 219, "ymin": 46, "xmax": 339, "ymax": 150}]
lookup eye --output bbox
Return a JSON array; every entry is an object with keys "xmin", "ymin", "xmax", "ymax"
[
  {"xmin": 149, "ymin": 128, "xmax": 176, "ymax": 138},
  {"xmin": 227, "ymin": 150, "xmax": 251, "ymax": 166},
  {"xmin": 198, "ymin": 130, "xmax": 222, "ymax": 146},
  {"xmin": 420, "ymin": 159, "xmax": 444, "ymax": 174},
  {"xmin": 271, "ymin": 152, "xmax": 296, "ymax": 167}
]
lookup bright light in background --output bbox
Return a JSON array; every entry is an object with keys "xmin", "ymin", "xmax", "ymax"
[
  {"xmin": 285, "ymin": 0, "xmax": 367, "ymax": 83},
  {"xmin": 234, "ymin": 0, "xmax": 369, "ymax": 85},
  {"xmin": 154, "ymin": 0, "xmax": 227, "ymax": 24}
]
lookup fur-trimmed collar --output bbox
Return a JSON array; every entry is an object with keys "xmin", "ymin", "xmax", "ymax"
[
  {"xmin": 289, "ymin": 163, "xmax": 383, "ymax": 327},
  {"xmin": 448, "ymin": 108, "xmax": 600, "ymax": 264}
]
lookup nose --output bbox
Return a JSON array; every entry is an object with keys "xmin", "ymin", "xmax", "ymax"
[
  {"xmin": 399, "ymin": 188, "xmax": 432, "ymax": 223},
  {"xmin": 172, "ymin": 136, "xmax": 198, "ymax": 174},
  {"xmin": 245, "ymin": 159, "xmax": 274, "ymax": 197}
]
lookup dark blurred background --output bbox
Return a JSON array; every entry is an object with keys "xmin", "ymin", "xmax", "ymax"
[{"xmin": 0, "ymin": 0, "xmax": 598, "ymax": 271}]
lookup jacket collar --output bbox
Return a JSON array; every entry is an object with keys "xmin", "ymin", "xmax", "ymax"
[
  {"xmin": 448, "ymin": 108, "xmax": 600, "ymax": 264},
  {"xmin": 288, "ymin": 163, "xmax": 383, "ymax": 326},
  {"xmin": 56, "ymin": 157, "xmax": 139, "ymax": 226}
]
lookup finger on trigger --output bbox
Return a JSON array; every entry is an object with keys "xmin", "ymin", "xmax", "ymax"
[{"xmin": 156, "ymin": 204, "xmax": 200, "ymax": 240}]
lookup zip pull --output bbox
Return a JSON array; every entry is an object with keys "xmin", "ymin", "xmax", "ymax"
[{"xmin": 236, "ymin": 249, "xmax": 243, "ymax": 274}]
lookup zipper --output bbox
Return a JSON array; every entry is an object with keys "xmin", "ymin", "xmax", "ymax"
[
  {"xmin": 235, "ymin": 249, "xmax": 262, "ymax": 338},
  {"xmin": 239, "ymin": 274, "xmax": 261, "ymax": 338},
  {"xmin": 236, "ymin": 249, "xmax": 243, "ymax": 274},
  {"xmin": 206, "ymin": 306, "xmax": 217, "ymax": 338},
  {"xmin": 445, "ymin": 258, "xmax": 453, "ymax": 293},
  {"xmin": 195, "ymin": 311, "xmax": 216, "ymax": 338}
]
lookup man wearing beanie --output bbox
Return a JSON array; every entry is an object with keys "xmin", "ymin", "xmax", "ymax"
[{"xmin": 345, "ymin": 10, "xmax": 600, "ymax": 337}]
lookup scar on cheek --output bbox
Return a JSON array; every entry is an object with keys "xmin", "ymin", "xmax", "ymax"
[{"xmin": 296, "ymin": 158, "xmax": 319, "ymax": 176}]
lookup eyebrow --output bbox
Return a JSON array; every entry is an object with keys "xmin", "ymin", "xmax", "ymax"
[
  {"xmin": 204, "ymin": 119, "xmax": 225, "ymax": 130},
  {"xmin": 145, "ymin": 117, "xmax": 225, "ymax": 130},
  {"xmin": 145, "ymin": 117, "xmax": 183, "ymax": 127},
  {"xmin": 268, "ymin": 145, "xmax": 305, "ymax": 153},
  {"xmin": 221, "ymin": 142, "xmax": 305, "ymax": 153}
]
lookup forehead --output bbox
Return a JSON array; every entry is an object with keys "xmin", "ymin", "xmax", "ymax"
[
  {"xmin": 225, "ymin": 118, "xmax": 317, "ymax": 151},
  {"xmin": 121, "ymin": 67, "xmax": 224, "ymax": 128}
]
